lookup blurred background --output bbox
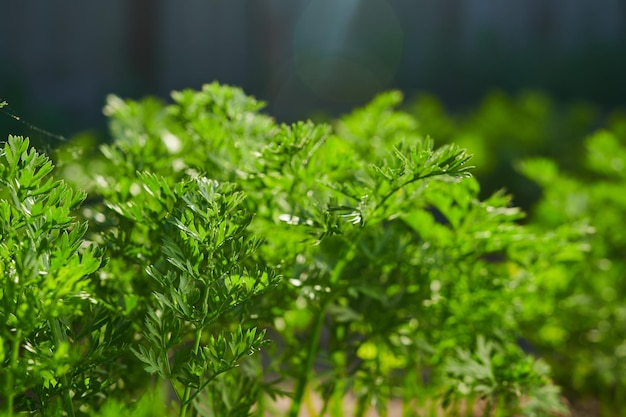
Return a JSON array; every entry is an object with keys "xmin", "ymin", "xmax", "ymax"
[{"xmin": 1, "ymin": 0, "xmax": 626, "ymax": 138}]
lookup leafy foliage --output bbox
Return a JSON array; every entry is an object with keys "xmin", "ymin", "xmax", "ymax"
[
  {"xmin": 0, "ymin": 84, "xmax": 589, "ymax": 416},
  {"xmin": 519, "ymin": 128, "xmax": 626, "ymax": 413},
  {"xmin": 443, "ymin": 336, "xmax": 566, "ymax": 417},
  {"xmin": 410, "ymin": 91, "xmax": 607, "ymax": 207},
  {"xmin": 0, "ymin": 136, "xmax": 103, "ymax": 414}
]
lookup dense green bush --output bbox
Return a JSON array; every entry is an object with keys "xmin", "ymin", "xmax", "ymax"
[
  {"xmin": 0, "ymin": 86, "xmax": 590, "ymax": 416},
  {"xmin": 408, "ymin": 92, "xmax": 626, "ymax": 415},
  {"xmin": 409, "ymin": 91, "xmax": 625, "ymax": 208},
  {"xmin": 519, "ymin": 129, "xmax": 626, "ymax": 413}
]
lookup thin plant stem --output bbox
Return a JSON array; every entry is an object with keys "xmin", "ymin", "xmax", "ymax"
[
  {"xmin": 5, "ymin": 332, "xmax": 22, "ymax": 417},
  {"xmin": 255, "ymin": 390, "xmax": 265, "ymax": 417},
  {"xmin": 378, "ymin": 362, "xmax": 389, "ymax": 417},
  {"xmin": 401, "ymin": 368, "xmax": 411, "ymax": 417},
  {"xmin": 326, "ymin": 325, "xmax": 347, "ymax": 417},
  {"xmin": 355, "ymin": 394, "xmax": 369, "ymax": 417},
  {"xmin": 288, "ymin": 306, "xmax": 325, "ymax": 417},
  {"xmin": 328, "ymin": 376, "xmax": 347, "ymax": 417},
  {"xmin": 179, "ymin": 326, "xmax": 204, "ymax": 417},
  {"xmin": 482, "ymin": 397, "xmax": 493, "ymax": 417},
  {"xmin": 49, "ymin": 319, "xmax": 75, "ymax": 417},
  {"xmin": 289, "ymin": 240, "xmax": 360, "ymax": 417},
  {"xmin": 318, "ymin": 391, "xmax": 330, "ymax": 417},
  {"xmin": 450, "ymin": 397, "xmax": 460, "ymax": 416},
  {"xmin": 618, "ymin": 383, "xmax": 626, "ymax": 417},
  {"xmin": 304, "ymin": 388, "xmax": 318, "ymax": 417},
  {"xmin": 464, "ymin": 396, "xmax": 475, "ymax": 417}
]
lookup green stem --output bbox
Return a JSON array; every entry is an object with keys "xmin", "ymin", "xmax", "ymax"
[
  {"xmin": 49, "ymin": 319, "xmax": 75, "ymax": 417},
  {"xmin": 288, "ymin": 304, "xmax": 325, "ymax": 417},
  {"xmin": 482, "ymin": 396, "xmax": 493, "ymax": 417},
  {"xmin": 255, "ymin": 389, "xmax": 265, "ymax": 417},
  {"xmin": 179, "ymin": 327, "xmax": 203, "ymax": 417},
  {"xmin": 401, "ymin": 367, "xmax": 413, "ymax": 417},
  {"xmin": 355, "ymin": 394, "xmax": 369, "ymax": 417},
  {"xmin": 378, "ymin": 171, "xmax": 442, "ymax": 208},
  {"xmin": 464, "ymin": 396, "xmax": 475, "ymax": 417},
  {"xmin": 288, "ymin": 240, "xmax": 359, "ymax": 417},
  {"xmin": 5, "ymin": 331, "xmax": 22, "ymax": 417},
  {"xmin": 328, "ymin": 347, "xmax": 347, "ymax": 417}
]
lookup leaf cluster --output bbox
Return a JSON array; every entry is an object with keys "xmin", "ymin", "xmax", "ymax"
[
  {"xmin": 1, "ymin": 83, "xmax": 583, "ymax": 417},
  {"xmin": 519, "ymin": 128, "xmax": 626, "ymax": 412}
]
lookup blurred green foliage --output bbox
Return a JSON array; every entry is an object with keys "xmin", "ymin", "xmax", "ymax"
[
  {"xmin": 519, "ymin": 129, "xmax": 626, "ymax": 413},
  {"xmin": 7, "ymin": 84, "xmax": 626, "ymax": 416},
  {"xmin": 410, "ymin": 91, "xmax": 626, "ymax": 414},
  {"xmin": 410, "ymin": 91, "xmax": 626, "ymax": 209}
]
